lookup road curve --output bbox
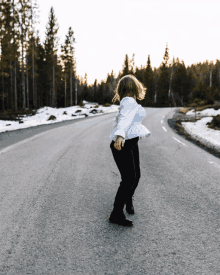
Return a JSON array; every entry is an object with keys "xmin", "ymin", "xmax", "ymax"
[{"xmin": 1, "ymin": 107, "xmax": 220, "ymax": 274}]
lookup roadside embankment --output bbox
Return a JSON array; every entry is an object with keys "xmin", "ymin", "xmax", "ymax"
[{"xmin": 167, "ymin": 105, "xmax": 220, "ymax": 159}]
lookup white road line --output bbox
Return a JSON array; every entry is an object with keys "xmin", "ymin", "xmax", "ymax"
[
  {"xmin": 161, "ymin": 120, "xmax": 163, "ymax": 124},
  {"xmin": 162, "ymin": 126, "xmax": 167, "ymax": 132},
  {"xmin": 163, "ymin": 116, "xmax": 165, "ymax": 118},
  {"xmin": 173, "ymin": 137, "xmax": 187, "ymax": 146}
]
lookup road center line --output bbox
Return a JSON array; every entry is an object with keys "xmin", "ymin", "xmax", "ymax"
[
  {"xmin": 173, "ymin": 137, "xmax": 187, "ymax": 146},
  {"xmin": 161, "ymin": 120, "xmax": 163, "ymax": 124},
  {"xmin": 162, "ymin": 126, "xmax": 167, "ymax": 132}
]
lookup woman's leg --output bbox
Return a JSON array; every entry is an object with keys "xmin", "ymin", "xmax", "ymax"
[
  {"xmin": 110, "ymin": 137, "xmax": 139, "ymax": 214},
  {"xmin": 129, "ymin": 140, "xmax": 141, "ymax": 199}
]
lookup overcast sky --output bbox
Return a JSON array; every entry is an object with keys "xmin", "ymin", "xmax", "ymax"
[{"xmin": 35, "ymin": 0, "xmax": 220, "ymax": 85}]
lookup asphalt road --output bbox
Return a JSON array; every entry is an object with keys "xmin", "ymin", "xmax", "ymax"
[{"xmin": 1, "ymin": 107, "xmax": 220, "ymax": 274}]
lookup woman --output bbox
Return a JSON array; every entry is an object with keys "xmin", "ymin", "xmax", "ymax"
[{"xmin": 109, "ymin": 74, "xmax": 151, "ymax": 226}]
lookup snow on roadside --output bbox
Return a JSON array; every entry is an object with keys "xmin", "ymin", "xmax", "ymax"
[
  {"xmin": 185, "ymin": 108, "xmax": 220, "ymax": 117},
  {"xmin": 181, "ymin": 108, "xmax": 220, "ymax": 152},
  {"xmin": 1, "ymin": 102, "xmax": 220, "ymax": 153},
  {"xmin": 0, "ymin": 100, "xmax": 119, "ymax": 133}
]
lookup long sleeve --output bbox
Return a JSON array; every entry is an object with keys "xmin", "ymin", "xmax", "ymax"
[{"xmin": 113, "ymin": 97, "xmax": 138, "ymax": 141}]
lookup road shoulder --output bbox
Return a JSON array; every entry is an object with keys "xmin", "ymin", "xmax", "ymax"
[{"xmin": 167, "ymin": 108, "xmax": 220, "ymax": 159}]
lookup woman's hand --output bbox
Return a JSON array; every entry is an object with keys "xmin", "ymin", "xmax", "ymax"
[{"xmin": 114, "ymin": 136, "xmax": 124, "ymax": 151}]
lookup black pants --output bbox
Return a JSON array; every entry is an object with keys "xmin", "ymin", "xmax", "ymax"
[{"xmin": 110, "ymin": 136, "xmax": 140, "ymax": 214}]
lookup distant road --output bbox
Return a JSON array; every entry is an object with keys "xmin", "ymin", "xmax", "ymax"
[{"xmin": 1, "ymin": 107, "xmax": 220, "ymax": 274}]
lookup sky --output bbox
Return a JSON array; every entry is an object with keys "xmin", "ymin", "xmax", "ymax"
[{"xmin": 35, "ymin": 0, "xmax": 220, "ymax": 85}]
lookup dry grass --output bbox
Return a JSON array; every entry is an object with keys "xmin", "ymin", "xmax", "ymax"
[
  {"xmin": 179, "ymin": 107, "xmax": 193, "ymax": 114},
  {"xmin": 191, "ymin": 104, "xmax": 220, "ymax": 112},
  {"xmin": 1, "ymin": 108, "xmax": 37, "ymax": 117},
  {"xmin": 102, "ymin": 103, "xmax": 112, "ymax": 107},
  {"xmin": 207, "ymin": 115, "xmax": 220, "ymax": 130},
  {"xmin": 180, "ymin": 104, "xmax": 220, "ymax": 114}
]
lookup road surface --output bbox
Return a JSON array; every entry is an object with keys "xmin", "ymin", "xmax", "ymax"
[{"xmin": 1, "ymin": 107, "xmax": 220, "ymax": 274}]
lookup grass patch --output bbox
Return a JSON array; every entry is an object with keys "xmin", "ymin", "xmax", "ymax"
[
  {"xmin": 207, "ymin": 115, "xmax": 220, "ymax": 130},
  {"xmin": 185, "ymin": 104, "xmax": 220, "ymax": 112},
  {"xmin": 179, "ymin": 107, "xmax": 193, "ymax": 114},
  {"xmin": 47, "ymin": 115, "xmax": 56, "ymax": 121},
  {"xmin": 0, "ymin": 108, "xmax": 37, "ymax": 122},
  {"xmin": 102, "ymin": 103, "xmax": 112, "ymax": 107}
]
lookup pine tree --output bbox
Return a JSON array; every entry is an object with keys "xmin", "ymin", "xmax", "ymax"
[
  {"xmin": 26, "ymin": 34, "xmax": 37, "ymax": 109},
  {"xmin": 66, "ymin": 27, "xmax": 75, "ymax": 106},
  {"xmin": 122, "ymin": 54, "xmax": 129, "ymax": 77},
  {"xmin": 143, "ymin": 55, "xmax": 155, "ymax": 107},
  {"xmin": 172, "ymin": 60, "xmax": 190, "ymax": 106},
  {"xmin": 0, "ymin": 0, "xmax": 11, "ymax": 112},
  {"xmin": 157, "ymin": 43, "xmax": 170, "ymax": 106},
  {"xmin": 83, "ymin": 72, "xmax": 88, "ymax": 99},
  {"xmin": 163, "ymin": 43, "xmax": 169, "ymax": 66},
  {"xmin": 61, "ymin": 27, "xmax": 76, "ymax": 106},
  {"xmin": 17, "ymin": 0, "xmax": 32, "ymax": 112},
  {"xmin": 93, "ymin": 79, "xmax": 97, "ymax": 102},
  {"xmin": 135, "ymin": 66, "xmax": 144, "ymax": 83},
  {"xmin": 129, "ymin": 53, "xmax": 135, "ymax": 75},
  {"xmin": 34, "ymin": 33, "xmax": 46, "ymax": 107},
  {"xmin": 11, "ymin": 0, "xmax": 20, "ymax": 111},
  {"xmin": 61, "ymin": 36, "xmax": 69, "ymax": 107},
  {"xmin": 29, "ymin": 0, "xmax": 39, "ymax": 109},
  {"xmin": 97, "ymin": 80, "xmax": 104, "ymax": 104},
  {"xmin": 44, "ymin": 6, "xmax": 59, "ymax": 107}
]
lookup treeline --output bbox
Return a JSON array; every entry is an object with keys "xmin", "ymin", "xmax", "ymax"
[
  {"xmin": 0, "ymin": 0, "xmax": 77, "ymax": 114},
  {"xmin": 87, "ymin": 46, "xmax": 220, "ymax": 108},
  {"xmin": 1, "ymin": 2, "xmax": 220, "ymax": 116}
]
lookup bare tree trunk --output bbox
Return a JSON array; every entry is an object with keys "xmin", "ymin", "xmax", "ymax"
[
  {"xmin": 181, "ymin": 86, "xmax": 184, "ymax": 107},
  {"xmin": 65, "ymin": 74, "xmax": 66, "ymax": 107},
  {"xmin": 13, "ymin": 0, "xmax": 17, "ymax": 112},
  {"xmin": 21, "ymin": 30, "xmax": 26, "ymax": 112},
  {"xmin": 49, "ymin": 66, "xmax": 52, "ymax": 107},
  {"xmin": 53, "ymin": 65, "xmax": 55, "ymax": 107},
  {"xmin": 26, "ymin": 55, "xmax": 29, "ymax": 109},
  {"xmin": 7, "ymin": 86, "xmax": 9, "ymax": 111},
  {"xmin": 10, "ymin": 62, "xmax": 14, "ymax": 110},
  {"xmin": 35, "ymin": 77, "xmax": 37, "ymax": 107},
  {"xmin": 2, "ymin": 73, "xmax": 4, "ymax": 113},
  {"xmin": 70, "ymin": 68, "xmax": 72, "ymax": 106},
  {"xmin": 32, "ymin": 43, "xmax": 36, "ymax": 108},
  {"xmin": 168, "ymin": 67, "xmax": 173, "ymax": 107},
  {"xmin": 219, "ymin": 68, "xmax": 220, "ymax": 86},
  {"xmin": 50, "ymin": 84, "xmax": 51, "ymax": 107},
  {"xmin": 75, "ymin": 81, "xmax": 77, "ymax": 106},
  {"xmin": 14, "ymin": 60, "xmax": 17, "ymax": 111}
]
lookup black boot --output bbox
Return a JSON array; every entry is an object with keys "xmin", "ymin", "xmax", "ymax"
[
  {"xmin": 126, "ymin": 197, "xmax": 135, "ymax": 214},
  {"xmin": 109, "ymin": 211, "xmax": 133, "ymax": 226}
]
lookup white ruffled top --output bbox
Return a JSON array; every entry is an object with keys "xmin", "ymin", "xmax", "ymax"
[{"xmin": 110, "ymin": 96, "xmax": 151, "ymax": 142}]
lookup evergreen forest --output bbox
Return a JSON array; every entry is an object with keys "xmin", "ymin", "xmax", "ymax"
[{"xmin": 1, "ymin": 0, "xmax": 220, "ymax": 116}]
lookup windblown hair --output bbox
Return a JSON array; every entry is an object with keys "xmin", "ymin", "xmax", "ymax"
[{"xmin": 112, "ymin": 74, "xmax": 147, "ymax": 104}]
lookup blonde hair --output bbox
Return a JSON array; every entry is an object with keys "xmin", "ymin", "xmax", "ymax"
[{"xmin": 112, "ymin": 74, "xmax": 146, "ymax": 104}]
